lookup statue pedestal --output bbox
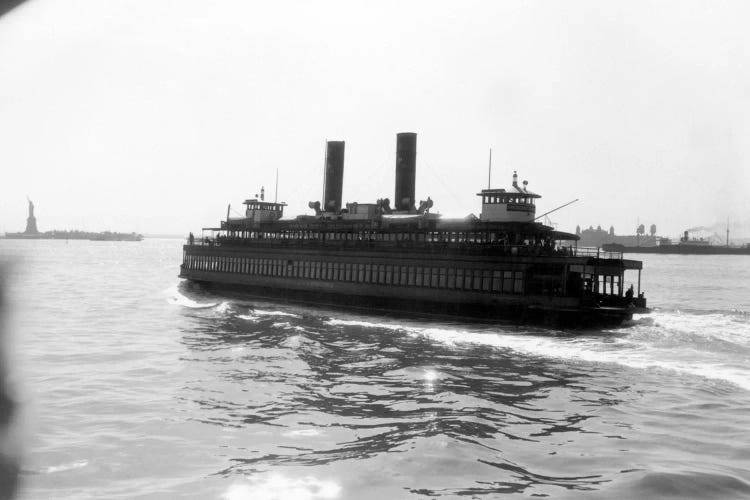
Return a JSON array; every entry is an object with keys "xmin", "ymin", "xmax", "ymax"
[{"xmin": 24, "ymin": 216, "xmax": 38, "ymax": 235}]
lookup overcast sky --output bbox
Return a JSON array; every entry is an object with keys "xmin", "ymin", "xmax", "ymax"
[{"xmin": 1, "ymin": 0, "xmax": 749, "ymax": 238}]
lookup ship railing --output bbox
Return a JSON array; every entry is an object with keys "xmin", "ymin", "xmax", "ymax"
[
  {"xmin": 187, "ymin": 236, "xmax": 218, "ymax": 246},
  {"xmin": 185, "ymin": 236, "xmax": 622, "ymax": 260},
  {"xmin": 570, "ymin": 246, "xmax": 623, "ymax": 260}
]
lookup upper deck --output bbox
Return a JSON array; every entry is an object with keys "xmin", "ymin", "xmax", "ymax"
[
  {"xmin": 191, "ymin": 219, "xmax": 639, "ymax": 274},
  {"xmin": 191, "ymin": 132, "xmax": 643, "ymax": 276}
]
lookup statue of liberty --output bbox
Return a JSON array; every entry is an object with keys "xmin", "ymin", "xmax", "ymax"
[{"xmin": 24, "ymin": 197, "xmax": 39, "ymax": 235}]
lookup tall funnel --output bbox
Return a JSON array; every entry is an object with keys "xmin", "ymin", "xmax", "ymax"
[
  {"xmin": 394, "ymin": 132, "xmax": 417, "ymax": 211},
  {"xmin": 323, "ymin": 141, "xmax": 345, "ymax": 212}
]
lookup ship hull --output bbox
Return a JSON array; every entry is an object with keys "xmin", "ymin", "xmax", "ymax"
[
  {"xmin": 181, "ymin": 268, "xmax": 634, "ymax": 327},
  {"xmin": 179, "ymin": 244, "xmax": 645, "ymax": 327}
]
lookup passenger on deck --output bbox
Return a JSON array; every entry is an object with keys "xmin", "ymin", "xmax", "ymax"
[{"xmin": 625, "ymin": 285, "xmax": 634, "ymax": 302}]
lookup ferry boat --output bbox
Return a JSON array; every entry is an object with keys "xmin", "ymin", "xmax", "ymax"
[{"xmin": 179, "ymin": 133, "xmax": 649, "ymax": 326}]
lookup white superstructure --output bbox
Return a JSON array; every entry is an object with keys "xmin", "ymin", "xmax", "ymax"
[{"xmin": 478, "ymin": 171, "xmax": 539, "ymax": 222}]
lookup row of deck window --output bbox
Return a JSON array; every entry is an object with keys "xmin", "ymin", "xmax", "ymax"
[
  {"xmin": 219, "ymin": 231, "xmax": 534, "ymax": 245},
  {"xmin": 184, "ymin": 253, "xmax": 525, "ymax": 294},
  {"xmin": 481, "ymin": 196, "xmax": 535, "ymax": 205}
]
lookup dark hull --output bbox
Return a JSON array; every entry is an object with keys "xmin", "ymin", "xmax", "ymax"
[
  {"xmin": 179, "ymin": 244, "xmax": 647, "ymax": 328},
  {"xmin": 181, "ymin": 275, "xmax": 633, "ymax": 328}
]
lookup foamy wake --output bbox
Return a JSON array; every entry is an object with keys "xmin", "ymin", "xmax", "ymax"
[
  {"xmin": 163, "ymin": 285, "xmax": 218, "ymax": 309},
  {"xmin": 214, "ymin": 301, "xmax": 233, "ymax": 313},
  {"xmin": 326, "ymin": 313, "xmax": 750, "ymax": 391},
  {"xmin": 326, "ymin": 318, "xmax": 410, "ymax": 332},
  {"xmin": 237, "ymin": 314, "xmax": 259, "ymax": 322},
  {"xmin": 271, "ymin": 323, "xmax": 306, "ymax": 334},
  {"xmin": 645, "ymin": 309, "xmax": 750, "ymax": 344},
  {"xmin": 253, "ymin": 309, "xmax": 301, "ymax": 319},
  {"xmin": 238, "ymin": 311, "xmax": 304, "ymax": 326}
]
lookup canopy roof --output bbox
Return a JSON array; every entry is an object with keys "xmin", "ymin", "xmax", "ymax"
[
  {"xmin": 477, "ymin": 187, "xmax": 541, "ymax": 199},
  {"xmin": 243, "ymin": 199, "xmax": 287, "ymax": 207}
]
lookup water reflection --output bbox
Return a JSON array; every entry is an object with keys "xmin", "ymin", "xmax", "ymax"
[
  {"xmin": 223, "ymin": 473, "xmax": 342, "ymax": 500},
  {"xmin": 175, "ymin": 288, "xmax": 637, "ymax": 496}
]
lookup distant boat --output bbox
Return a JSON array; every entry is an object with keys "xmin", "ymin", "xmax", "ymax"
[
  {"xmin": 86, "ymin": 231, "xmax": 144, "ymax": 242},
  {"xmin": 603, "ymin": 230, "xmax": 750, "ymax": 255}
]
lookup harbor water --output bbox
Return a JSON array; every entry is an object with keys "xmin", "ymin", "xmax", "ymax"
[{"xmin": 1, "ymin": 238, "xmax": 749, "ymax": 499}]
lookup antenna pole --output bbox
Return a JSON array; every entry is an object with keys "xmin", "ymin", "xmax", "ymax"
[
  {"xmin": 533, "ymin": 198, "xmax": 579, "ymax": 221},
  {"xmin": 487, "ymin": 148, "xmax": 492, "ymax": 189}
]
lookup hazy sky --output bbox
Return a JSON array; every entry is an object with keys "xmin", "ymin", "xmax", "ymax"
[{"xmin": 1, "ymin": 0, "xmax": 749, "ymax": 238}]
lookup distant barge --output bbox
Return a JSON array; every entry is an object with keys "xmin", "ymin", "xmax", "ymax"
[
  {"xmin": 604, "ymin": 231, "xmax": 750, "ymax": 255},
  {"xmin": 180, "ymin": 133, "xmax": 649, "ymax": 326}
]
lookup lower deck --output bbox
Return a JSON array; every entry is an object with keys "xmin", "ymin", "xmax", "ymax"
[{"xmin": 180, "ymin": 244, "xmax": 647, "ymax": 326}]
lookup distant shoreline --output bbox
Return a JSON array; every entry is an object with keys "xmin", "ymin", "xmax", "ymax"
[
  {"xmin": 0, "ymin": 233, "xmax": 185, "ymax": 240},
  {"xmin": 143, "ymin": 234, "xmax": 185, "ymax": 239},
  {"xmin": 4, "ymin": 230, "xmax": 143, "ymax": 241}
]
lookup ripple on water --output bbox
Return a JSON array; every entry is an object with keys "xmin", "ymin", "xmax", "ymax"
[
  {"xmin": 607, "ymin": 470, "xmax": 750, "ymax": 500},
  {"xmin": 11, "ymin": 242, "xmax": 750, "ymax": 499},
  {"xmin": 222, "ymin": 474, "xmax": 341, "ymax": 500}
]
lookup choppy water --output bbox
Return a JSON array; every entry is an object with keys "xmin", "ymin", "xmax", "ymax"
[{"xmin": 1, "ymin": 238, "xmax": 750, "ymax": 499}]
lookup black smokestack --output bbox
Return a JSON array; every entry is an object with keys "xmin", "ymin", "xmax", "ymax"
[
  {"xmin": 323, "ymin": 141, "xmax": 345, "ymax": 213},
  {"xmin": 394, "ymin": 132, "xmax": 417, "ymax": 212}
]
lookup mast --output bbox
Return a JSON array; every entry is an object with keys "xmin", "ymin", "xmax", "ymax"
[
  {"xmin": 727, "ymin": 218, "xmax": 730, "ymax": 247},
  {"xmin": 487, "ymin": 148, "xmax": 492, "ymax": 189},
  {"xmin": 275, "ymin": 168, "xmax": 279, "ymax": 203}
]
